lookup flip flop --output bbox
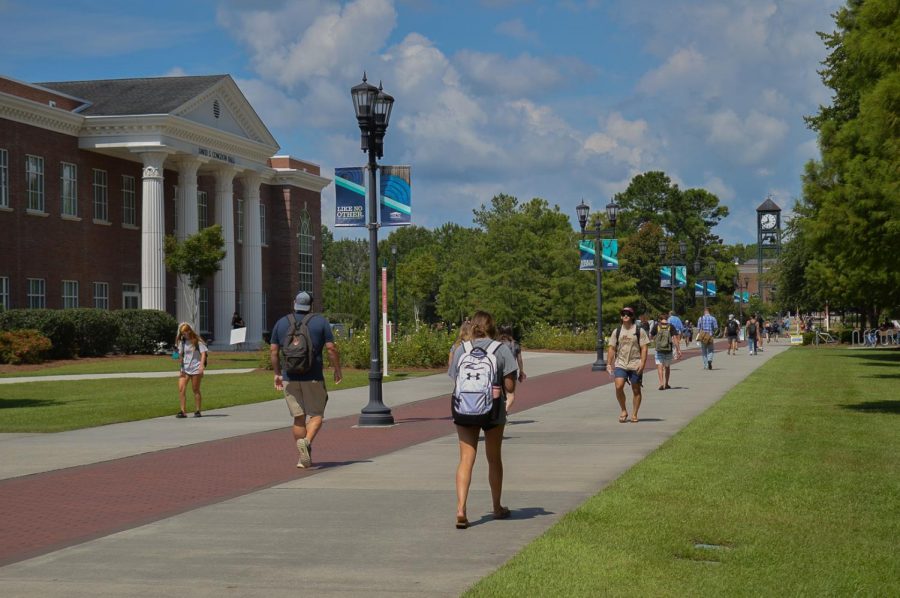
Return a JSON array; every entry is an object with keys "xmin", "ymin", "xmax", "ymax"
[
  {"xmin": 631, "ymin": 416, "xmax": 639, "ymax": 423},
  {"xmin": 618, "ymin": 414, "xmax": 629, "ymax": 423},
  {"xmin": 493, "ymin": 506, "xmax": 511, "ymax": 520},
  {"xmin": 456, "ymin": 515, "xmax": 469, "ymax": 529}
]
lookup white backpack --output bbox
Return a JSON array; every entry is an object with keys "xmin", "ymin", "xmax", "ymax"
[{"xmin": 451, "ymin": 340, "xmax": 501, "ymax": 425}]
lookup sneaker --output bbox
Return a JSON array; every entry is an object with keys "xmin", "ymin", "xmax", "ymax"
[
  {"xmin": 707, "ymin": 362, "xmax": 713, "ymax": 370},
  {"xmin": 193, "ymin": 411, "xmax": 202, "ymax": 418},
  {"xmin": 296, "ymin": 438, "xmax": 312, "ymax": 468},
  {"xmin": 175, "ymin": 411, "xmax": 187, "ymax": 418}
]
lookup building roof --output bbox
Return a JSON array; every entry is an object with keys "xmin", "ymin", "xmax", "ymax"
[
  {"xmin": 757, "ymin": 197, "xmax": 781, "ymax": 212},
  {"xmin": 36, "ymin": 75, "xmax": 229, "ymax": 116}
]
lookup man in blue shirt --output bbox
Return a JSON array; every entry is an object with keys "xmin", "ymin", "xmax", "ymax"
[
  {"xmin": 270, "ymin": 291, "xmax": 343, "ymax": 468},
  {"xmin": 667, "ymin": 310, "xmax": 684, "ymax": 350},
  {"xmin": 697, "ymin": 307, "xmax": 719, "ymax": 370}
]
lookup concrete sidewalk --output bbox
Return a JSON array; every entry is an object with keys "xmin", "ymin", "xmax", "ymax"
[{"xmin": 0, "ymin": 345, "xmax": 790, "ymax": 597}]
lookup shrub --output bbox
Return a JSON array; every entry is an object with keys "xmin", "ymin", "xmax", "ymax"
[
  {"xmin": 0, "ymin": 329, "xmax": 53, "ymax": 364},
  {"xmin": 112, "ymin": 310, "xmax": 179, "ymax": 354},
  {"xmin": 0, "ymin": 309, "xmax": 77, "ymax": 358},
  {"xmin": 68, "ymin": 308, "xmax": 121, "ymax": 356},
  {"xmin": 522, "ymin": 322, "xmax": 597, "ymax": 351},
  {"xmin": 802, "ymin": 332, "xmax": 815, "ymax": 346}
]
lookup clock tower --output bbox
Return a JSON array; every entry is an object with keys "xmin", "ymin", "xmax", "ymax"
[{"xmin": 756, "ymin": 196, "xmax": 782, "ymax": 300}]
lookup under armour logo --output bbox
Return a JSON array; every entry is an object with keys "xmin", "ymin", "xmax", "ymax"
[{"xmin": 466, "ymin": 373, "xmax": 481, "ymax": 380}]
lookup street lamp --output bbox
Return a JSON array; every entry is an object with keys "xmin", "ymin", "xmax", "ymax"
[
  {"xmin": 733, "ymin": 257, "xmax": 747, "ymax": 321},
  {"xmin": 659, "ymin": 238, "xmax": 687, "ymax": 313},
  {"xmin": 391, "ymin": 244, "xmax": 398, "ymax": 338},
  {"xmin": 576, "ymin": 199, "xmax": 618, "ymax": 371},
  {"xmin": 351, "ymin": 73, "xmax": 395, "ymax": 427}
]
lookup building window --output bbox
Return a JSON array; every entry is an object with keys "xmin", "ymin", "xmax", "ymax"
[
  {"xmin": 0, "ymin": 276, "xmax": 9, "ymax": 309},
  {"xmin": 60, "ymin": 162, "xmax": 78, "ymax": 217},
  {"xmin": 62, "ymin": 280, "xmax": 79, "ymax": 308},
  {"xmin": 259, "ymin": 203, "xmax": 267, "ymax": 245},
  {"xmin": 26, "ymin": 155, "xmax": 45, "ymax": 212},
  {"xmin": 0, "ymin": 149, "xmax": 9, "ymax": 208},
  {"xmin": 27, "ymin": 278, "xmax": 46, "ymax": 308},
  {"xmin": 236, "ymin": 198, "xmax": 244, "ymax": 243},
  {"xmin": 198, "ymin": 190, "xmax": 209, "ymax": 229},
  {"xmin": 298, "ymin": 210, "xmax": 313, "ymax": 293},
  {"xmin": 122, "ymin": 283, "xmax": 140, "ymax": 309},
  {"xmin": 93, "ymin": 169, "xmax": 108, "ymax": 222},
  {"xmin": 122, "ymin": 175, "xmax": 136, "ymax": 225},
  {"xmin": 93, "ymin": 282, "xmax": 109, "ymax": 309},
  {"xmin": 199, "ymin": 287, "xmax": 209, "ymax": 334}
]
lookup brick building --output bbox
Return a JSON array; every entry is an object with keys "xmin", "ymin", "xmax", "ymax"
[{"xmin": 0, "ymin": 74, "xmax": 331, "ymax": 346}]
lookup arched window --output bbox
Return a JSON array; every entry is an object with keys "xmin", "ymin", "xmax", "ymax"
[{"xmin": 298, "ymin": 210, "xmax": 313, "ymax": 292}]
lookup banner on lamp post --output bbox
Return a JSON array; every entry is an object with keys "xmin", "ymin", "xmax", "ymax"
[
  {"xmin": 660, "ymin": 266, "xmax": 687, "ymax": 288},
  {"xmin": 334, "ymin": 167, "xmax": 366, "ymax": 227},
  {"xmin": 379, "ymin": 165, "xmax": 411, "ymax": 226},
  {"xmin": 579, "ymin": 239, "xmax": 618, "ymax": 271},
  {"xmin": 382, "ymin": 266, "xmax": 388, "ymax": 375}
]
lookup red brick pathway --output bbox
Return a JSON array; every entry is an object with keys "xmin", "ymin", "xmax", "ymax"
[{"xmin": 0, "ymin": 344, "xmax": 713, "ymax": 567}]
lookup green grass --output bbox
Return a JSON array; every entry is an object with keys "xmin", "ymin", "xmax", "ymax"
[
  {"xmin": 466, "ymin": 347, "xmax": 900, "ymax": 597},
  {"xmin": 0, "ymin": 351, "xmax": 262, "ymax": 377},
  {"xmin": 0, "ymin": 368, "xmax": 437, "ymax": 432}
]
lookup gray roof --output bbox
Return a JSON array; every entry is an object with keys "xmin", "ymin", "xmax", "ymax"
[
  {"xmin": 757, "ymin": 197, "xmax": 781, "ymax": 212},
  {"xmin": 36, "ymin": 75, "xmax": 229, "ymax": 116}
]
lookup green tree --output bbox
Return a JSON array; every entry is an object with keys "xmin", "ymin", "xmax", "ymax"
[{"xmin": 164, "ymin": 225, "xmax": 226, "ymax": 329}]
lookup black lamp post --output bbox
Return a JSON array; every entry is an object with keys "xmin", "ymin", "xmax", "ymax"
[
  {"xmin": 391, "ymin": 244, "xmax": 398, "ymax": 338},
  {"xmin": 694, "ymin": 258, "xmax": 716, "ymax": 310},
  {"xmin": 576, "ymin": 199, "xmax": 618, "ymax": 371},
  {"xmin": 733, "ymin": 257, "xmax": 745, "ymax": 321},
  {"xmin": 659, "ymin": 239, "xmax": 687, "ymax": 313},
  {"xmin": 351, "ymin": 73, "xmax": 395, "ymax": 427}
]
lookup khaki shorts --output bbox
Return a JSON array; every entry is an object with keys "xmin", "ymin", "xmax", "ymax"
[{"xmin": 284, "ymin": 380, "xmax": 328, "ymax": 418}]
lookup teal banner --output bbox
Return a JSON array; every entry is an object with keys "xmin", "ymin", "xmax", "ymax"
[
  {"xmin": 660, "ymin": 265, "xmax": 687, "ymax": 288},
  {"xmin": 380, "ymin": 165, "xmax": 411, "ymax": 226},
  {"xmin": 579, "ymin": 239, "xmax": 618, "ymax": 271},
  {"xmin": 695, "ymin": 280, "xmax": 717, "ymax": 297},
  {"xmin": 334, "ymin": 167, "xmax": 365, "ymax": 227}
]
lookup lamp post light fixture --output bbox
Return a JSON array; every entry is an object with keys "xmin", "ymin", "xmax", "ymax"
[
  {"xmin": 659, "ymin": 238, "xmax": 687, "ymax": 313},
  {"xmin": 576, "ymin": 199, "xmax": 619, "ymax": 371},
  {"xmin": 391, "ymin": 244, "xmax": 398, "ymax": 338},
  {"xmin": 351, "ymin": 73, "xmax": 395, "ymax": 427}
]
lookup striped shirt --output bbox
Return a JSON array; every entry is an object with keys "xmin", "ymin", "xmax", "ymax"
[{"xmin": 698, "ymin": 314, "xmax": 718, "ymax": 333}]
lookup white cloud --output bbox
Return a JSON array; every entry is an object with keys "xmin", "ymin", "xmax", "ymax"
[
  {"xmin": 704, "ymin": 109, "xmax": 788, "ymax": 164},
  {"xmin": 702, "ymin": 175, "xmax": 735, "ymax": 202},
  {"xmin": 637, "ymin": 47, "xmax": 707, "ymax": 94},
  {"xmin": 495, "ymin": 18, "xmax": 538, "ymax": 43},
  {"xmin": 454, "ymin": 51, "xmax": 568, "ymax": 96},
  {"xmin": 163, "ymin": 67, "xmax": 188, "ymax": 77}
]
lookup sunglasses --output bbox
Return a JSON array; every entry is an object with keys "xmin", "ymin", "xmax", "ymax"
[{"xmin": 621, "ymin": 313, "xmax": 633, "ymax": 318}]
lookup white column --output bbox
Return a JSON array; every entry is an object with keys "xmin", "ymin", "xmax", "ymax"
[
  {"xmin": 175, "ymin": 158, "xmax": 202, "ymax": 326},
  {"xmin": 140, "ymin": 152, "xmax": 168, "ymax": 311},
  {"xmin": 213, "ymin": 167, "xmax": 236, "ymax": 347},
  {"xmin": 241, "ymin": 173, "xmax": 263, "ymax": 345}
]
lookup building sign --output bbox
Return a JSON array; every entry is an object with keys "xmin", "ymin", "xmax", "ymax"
[{"xmin": 198, "ymin": 147, "xmax": 236, "ymax": 165}]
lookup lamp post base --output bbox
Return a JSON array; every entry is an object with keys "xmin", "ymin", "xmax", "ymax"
[
  {"xmin": 591, "ymin": 345, "xmax": 607, "ymax": 371},
  {"xmin": 358, "ymin": 371, "xmax": 395, "ymax": 427}
]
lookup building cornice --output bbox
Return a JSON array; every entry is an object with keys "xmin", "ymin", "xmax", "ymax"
[
  {"xmin": 263, "ymin": 168, "xmax": 332, "ymax": 193},
  {"xmin": 0, "ymin": 91, "xmax": 84, "ymax": 135}
]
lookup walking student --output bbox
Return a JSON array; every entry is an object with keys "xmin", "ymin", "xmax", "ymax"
[
  {"xmin": 725, "ymin": 314, "xmax": 740, "ymax": 355},
  {"xmin": 498, "ymin": 324, "xmax": 527, "ymax": 383},
  {"xmin": 651, "ymin": 313, "xmax": 681, "ymax": 390},
  {"xmin": 667, "ymin": 310, "xmax": 684, "ymax": 350},
  {"xmin": 449, "ymin": 310, "xmax": 518, "ymax": 530},
  {"xmin": 747, "ymin": 315, "xmax": 759, "ymax": 355},
  {"xmin": 175, "ymin": 322, "xmax": 208, "ymax": 418},
  {"xmin": 270, "ymin": 291, "xmax": 343, "ymax": 468},
  {"xmin": 605, "ymin": 306, "xmax": 649, "ymax": 423},
  {"xmin": 697, "ymin": 307, "xmax": 718, "ymax": 370}
]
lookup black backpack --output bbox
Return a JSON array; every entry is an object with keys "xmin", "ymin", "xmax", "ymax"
[
  {"xmin": 282, "ymin": 313, "xmax": 316, "ymax": 376},
  {"xmin": 747, "ymin": 321, "xmax": 757, "ymax": 337},
  {"xmin": 727, "ymin": 319, "xmax": 739, "ymax": 335}
]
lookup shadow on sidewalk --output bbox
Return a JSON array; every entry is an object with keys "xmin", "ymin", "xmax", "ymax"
[
  {"xmin": 839, "ymin": 400, "xmax": 900, "ymax": 414},
  {"xmin": 465, "ymin": 506, "xmax": 556, "ymax": 528}
]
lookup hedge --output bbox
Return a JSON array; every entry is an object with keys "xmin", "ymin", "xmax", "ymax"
[{"xmin": 111, "ymin": 309, "xmax": 179, "ymax": 354}]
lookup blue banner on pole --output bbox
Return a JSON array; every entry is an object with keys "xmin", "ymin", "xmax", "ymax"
[
  {"xmin": 334, "ymin": 167, "xmax": 365, "ymax": 227},
  {"xmin": 706, "ymin": 281, "xmax": 717, "ymax": 297},
  {"xmin": 660, "ymin": 266, "xmax": 687, "ymax": 288},
  {"xmin": 579, "ymin": 239, "xmax": 618, "ymax": 271},
  {"xmin": 380, "ymin": 165, "xmax": 411, "ymax": 226},
  {"xmin": 695, "ymin": 280, "xmax": 718, "ymax": 297}
]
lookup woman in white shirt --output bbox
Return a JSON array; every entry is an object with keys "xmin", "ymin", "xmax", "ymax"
[{"xmin": 175, "ymin": 322, "xmax": 208, "ymax": 418}]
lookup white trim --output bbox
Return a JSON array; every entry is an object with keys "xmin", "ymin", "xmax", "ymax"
[{"xmin": 0, "ymin": 91, "xmax": 85, "ymax": 135}]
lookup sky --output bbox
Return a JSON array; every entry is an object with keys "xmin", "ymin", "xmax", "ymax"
[{"xmin": 0, "ymin": 0, "xmax": 844, "ymax": 244}]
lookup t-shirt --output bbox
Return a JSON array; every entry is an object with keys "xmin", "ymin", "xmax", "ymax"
[
  {"xmin": 667, "ymin": 314, "xmax": 684, "ymax": 335},
  {"xmin": 608, "ymin": 325, "xmax": 650, "ymax": 371},
  {"xmin": 448, "ymin": 338, "xmax": 518, "ymax": 389},
  {"xmin": 269, "ymin": 312, "xmax": 335, "ymax": 381},
  {"xmin": 180, "ymin": 341, "xmax": 207, "ymax": 376}
]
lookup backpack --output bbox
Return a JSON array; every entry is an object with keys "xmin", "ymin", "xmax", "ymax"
[
  {"xmin": 282, "ymin": 313, "xmax": 316, "ymax": 376},
  {"xmin": 655, "ymin": 324, "xmax": 673, "ymax": 352},
  {"xmin": 611, "ymin": 326, "xmax": 646, "ymax": 361},
  {"xmin": 451, "ymin": 340, "xmax": 502, "ymax": 426},
  {"xmin": 727, "ymin": 319, "xmax": 739, "ymax": 335},
  {"xmin": 747, "ymin": 321, "xmax": 757, "ymax": 337}
]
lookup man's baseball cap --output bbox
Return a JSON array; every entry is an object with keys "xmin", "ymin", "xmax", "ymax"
[
  {"xmin": 294, "ymin": 291, "xmax": 312, "ymax": 313},
  {"xmin": 621, "ymin": 306, "xmax": 636, "ymax": 317},
  {"xmin": 728, "ymin": 314, "xmax": 734, "ymax": 319}
]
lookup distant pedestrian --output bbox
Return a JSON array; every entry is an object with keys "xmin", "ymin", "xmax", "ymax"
[
  {"xmin": 605, "ymin": 306, "xmax": 650, "ymax": 423},
  {"xmin": 231, "ymin": 311, "xmax": 245, "ymax": 329},
  {"xmin": 747, "ymin": 316, "xmax": 759, "ymax": 355},
  {"xmin": 667, "ymin": 311, "xmax": 684, "ymax": 350},
  {"xmin": 683, "ymin": 320, "xmax": 693, "ymax": 343},
  {"xmin": 449, "ymin": 310, "xmax": 518, "ymax": 529},
  {"xmin": 697, "ymin": 307, "xmax": 718, "ymax": 370},
  {"xmin": 651, "ymin": 313, "xmax": 681, "ymax": 390},
  {"xmin": 269, "ymin": 291, "xmax": 343, "ymax": 469},
  {"xmin": 174, "ymin": 322, "xmax": 208, "ymax": 418},
  {"xmin": 725, "ymin": 314, "xmax": 740, "ymax": 355},
  {"xmin": 498, "ymin": 324, "xmax": 527, "ymax": 383}
]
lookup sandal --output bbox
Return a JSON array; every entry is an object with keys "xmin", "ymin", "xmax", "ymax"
[
  {"xmin": 618, "ymin": 414, "xmax": 629, "ymax": 423},
  {"xmin": 631, "ymin": 416, "xmax": 639, "ymax": 423},
  {"xmin": 493, "ymin": 506, "xmax": 511, "ymax": 520},
  {"xmin": 175, "ymin": 411, "xmax": 187, "ymax": 419},
  {"xmin": 455, "ymin": 515, "xmax": 469, "ymax": 529}
]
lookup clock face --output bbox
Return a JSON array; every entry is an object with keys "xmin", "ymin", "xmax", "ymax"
[{"xmin": 760, "ymin": 213, "xmax": 777, "ymax": 230}]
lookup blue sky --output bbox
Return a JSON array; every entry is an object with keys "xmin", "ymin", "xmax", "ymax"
[{"xmin": 0, "ymin": 0, "xmax": 843, "ymax": 244}]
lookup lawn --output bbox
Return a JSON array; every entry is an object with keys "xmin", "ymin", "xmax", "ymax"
[
  {"xmin": 0, "ymin": 351, "xmax": 262, "ymax": 377},
  {"xmin": 0, "ymin": 364, "xmax": 439, "ymax": 432},
  {"xmin": 466, "ymin": 347, "xmax": 900, "ymax": 596}
]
